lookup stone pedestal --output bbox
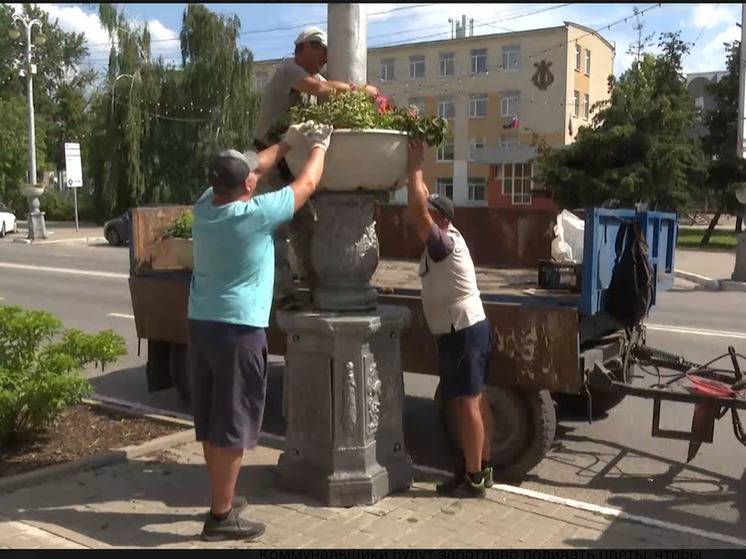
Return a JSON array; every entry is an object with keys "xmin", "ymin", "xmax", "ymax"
[
  {"xmin": 311, "ymin": 192, "xmax": 384, "ymax": 311},
  {"xmin": 27, "ymin": 195, "xmax": 47, "ymax": 241},
  {"xmin": 276, "ymin": 305, "xmax": 413, "ymax": 507},
  {"xmin": 732, "ymin": 232, "xmax": 746, "ymax": 282}
]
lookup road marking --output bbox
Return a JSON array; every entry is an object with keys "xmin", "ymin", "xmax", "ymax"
[
  {"xmin": 413, "ymin": 464, "xmax": 746, "ymax": 547},
  {"xmin": 107, "ymin": 313, "xmax": 135, "ymax": 320},
  {"xmin": 0, "ymin": 262, "xmax": 127, "ymax": 279},
  {"xmin": 647, "ymin": 324, "xmax": 746, "ymax": 340}
]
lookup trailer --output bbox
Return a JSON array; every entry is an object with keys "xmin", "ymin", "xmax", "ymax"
[{"xmin": 127, "ymin": 205, "xmax": 746, "ymax": 478}]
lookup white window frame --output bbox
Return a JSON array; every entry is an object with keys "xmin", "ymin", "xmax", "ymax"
[
  {"xmin": 499, "ymin": 163, "xmax": 532, "ymax": 205},
  {"xmin": 468, "ymin": 138, "xmax": 485, "ymax": 162},
  {"xmin": 573, "ymin": 90, "xmax": 580, "ymax": 118},
  {"xmin": 439, "ymin": 52, "xmax": 455, "ymax": 76},
  {"xmin": 470, "ymin": 48, "xmax": 487, "ymax": 74},
  {"xmin": 500, "ymin": 137, "xmax": 519, "ymax": 149},
  {"xmin": 583, "ymin": 93, "xmax": 590, "ymax": 119},
  {"xmin": 468, "ymin": 93, "xmax": 487, "ymax": 118},
  {"xmin": 585, "ymin": 49, "xmax": 591, "ymax": 75},
  {"xmin": 436, "ymin": 177, "xmax": 453, "ymax": 199},
  {"xmin": 467, "ymin": 177, "xmax": 488, "ymax": 204},
  {"xmin": 438, "ymin": 97, "xmax": 455, "ymax": 119},
  {"xmin": 574, "ymin": 43, "xmax": 581, "ymax": 71},
  {"xmin": 501, "ymin": 94, "xmax": 519, "ymax": 117},
  {"xmin": 409, "ymin": 54, "xmax": 426, "ymax": 79},
  {"xmin": 380, "ymin": 58, "xmax": 395, "ymax": 82},
  {"xmin": 502, "ymin": 45, "xmax": 520, "ymax": 72},
  {"xmin": 408, "ymin": 97, "xmax": 426, "ymax": 117},
  {"xmin": 437, "ymin": 139, "xmax": 454, "ymax": 161}
]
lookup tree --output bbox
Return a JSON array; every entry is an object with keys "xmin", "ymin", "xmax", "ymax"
[
  {"xmin": 534, "ymin": 32, "xmax": 707, "ymax": 212},
  {"xmin": 700, "ymin": 41, "xmax": 746, "ymax": 243}
]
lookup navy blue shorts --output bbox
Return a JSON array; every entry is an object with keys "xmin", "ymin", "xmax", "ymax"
[
  {"xmin": 188, "ymin": 319, "xmax": 268, "ymax": 449},
  {"xmin": 436, "ymin": 319, "xmax": 492, "ymax": 399}
]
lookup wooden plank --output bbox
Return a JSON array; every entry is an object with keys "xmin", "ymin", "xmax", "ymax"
[{"xmin": 131, "ymin": 206, "xmax": 192, "ymax": 274}]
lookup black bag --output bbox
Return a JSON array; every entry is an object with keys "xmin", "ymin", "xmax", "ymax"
[{"xmin": 605, "ymin": 220, "xmax": 654, "ymax": 328}]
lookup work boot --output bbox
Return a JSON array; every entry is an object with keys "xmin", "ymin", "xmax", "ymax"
[{"xmin": 201, "ymin": 508, "xmax": 265, "ymax": 542}]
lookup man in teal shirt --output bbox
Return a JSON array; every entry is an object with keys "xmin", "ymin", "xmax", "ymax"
[{"xmin": 187, "ymin": 122, "xmax": 332, "ymax": 541}]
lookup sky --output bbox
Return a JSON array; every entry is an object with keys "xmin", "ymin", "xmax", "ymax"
[{"xmin": 7, "ymin": 3, "xmax": 742, "ymax": 77}]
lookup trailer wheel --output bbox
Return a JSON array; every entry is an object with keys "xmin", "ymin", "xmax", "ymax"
[
  {"xmin": 554, "ymin": 362, "xmax": 633, "ymax": 418},
  {"xmin": 435, "ymin": 384, "xmax": 556, "ymax": 480}
]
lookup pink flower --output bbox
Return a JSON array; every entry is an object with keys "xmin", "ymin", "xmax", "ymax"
[{"xmin": 374, "ymin": 95, "xmax": 391, "ymax": 114}]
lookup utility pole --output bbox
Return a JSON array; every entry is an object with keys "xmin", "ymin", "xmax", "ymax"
[
  {"xmin": 10, "ymin": 12, "xmax": 47, "ymax": 240},
  {"xmin": 733, "ymin": 3, "xmax": 746, "ymax": 281}
]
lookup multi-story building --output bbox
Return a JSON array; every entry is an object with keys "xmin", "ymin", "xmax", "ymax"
[
  {"xmin": 254, "ymin": 21, "xmax": 615, "ymax": 209},
  {"xmin": 685, "ymin": 71, "xmax": 727, "ymax": 138}
]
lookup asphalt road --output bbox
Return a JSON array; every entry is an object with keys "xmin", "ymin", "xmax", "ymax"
[{"xmin": 1, "ymin": 239, "xmax": 745, "ymax": 540}]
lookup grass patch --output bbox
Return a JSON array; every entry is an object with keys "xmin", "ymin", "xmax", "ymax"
[{"xmin": 677, "ymin": 226, "xmax": 738, "ymax": 251}]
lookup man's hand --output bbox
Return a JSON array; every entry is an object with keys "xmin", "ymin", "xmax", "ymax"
[
  {"xmin": 408, "ymin": 140, "xmax": 425, "ymax": 175},
  {"xmin": 364, "ymin": 84, "xmax": 379, "ymax": 97},
  {"xmin": 282, "ymin": 122, "xmax": 310, "ymax": 149},
  {"xmin": 304, "ymin": 122, "xmax": 334, "ymax": 153}
]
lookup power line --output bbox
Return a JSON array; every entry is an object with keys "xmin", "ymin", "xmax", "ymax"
[{"xmin": 692, "ymin": 4, "xmax": 721, "ymax": 47}]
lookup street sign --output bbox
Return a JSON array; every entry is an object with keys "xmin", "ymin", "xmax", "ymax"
[{"xmin": 64, "ymin": 142, "xmax": 83, "ymax": 188}]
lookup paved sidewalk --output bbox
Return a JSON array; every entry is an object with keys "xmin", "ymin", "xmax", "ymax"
[
  {"xmin": 0, "ymin": 437, "xmax": 739, "ymax": 550},
  {"xmin": 676, "ymin": 249, "xmax": 735, "ymax": 281},
  {"xmin": 8, "ymin": 220, "xmax": 104, "ymax": 245}
]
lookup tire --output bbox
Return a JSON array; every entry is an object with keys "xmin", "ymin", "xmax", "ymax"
[
  {"xmin": 105, "ymin": 227, "xmax": 121, "ymax": 246},
  {"xmin": 436, "ymin": 383, "xmax": 557, "ymax": 480},
  {"xmin": 553, "ymin": 362, "xmax": 633, "ymax": 418}
]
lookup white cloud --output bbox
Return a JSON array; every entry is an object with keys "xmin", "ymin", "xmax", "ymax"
[{"xmin": 686, "ymin": 3, "xmax": 738, "ymax": 30}]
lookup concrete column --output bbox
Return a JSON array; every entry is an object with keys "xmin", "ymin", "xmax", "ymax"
[{"xmin": 327, "ymin": 4, "xmax": 367, "ymax": 84}]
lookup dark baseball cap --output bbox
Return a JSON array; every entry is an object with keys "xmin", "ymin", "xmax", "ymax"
[
  {"xmin": 427, "ymin": 193, "xmax": 455, "ymax": 221},
  {"xmin": 208, "ymin": 149, "xmax": 260, "ymax": 190}
]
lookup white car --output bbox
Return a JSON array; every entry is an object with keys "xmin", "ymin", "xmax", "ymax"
[{"xmin": 0, "ymin": 204, "xmax": 17, "ymax": 238}]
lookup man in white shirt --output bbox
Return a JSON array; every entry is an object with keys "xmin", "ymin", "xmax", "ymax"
[
  {"xmin": 253, "ymin": 27, "xmax": 379, "ymax": 308},
  {"xmin": 406, "ymin": 140, "xmax": 494, "ymax": 497}
]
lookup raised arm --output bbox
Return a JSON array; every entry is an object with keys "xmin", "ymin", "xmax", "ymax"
[
  {"xmin": 253, "ymin": 141, "xmax": 291, "ymax": 182},
  {"xmin": 406, "ymin": 140, "xmax": 435, "ymax": 243},
  {"xmin": 289, "ymin": 123, "xmax": 333, "ymax": 212},
  {"xmin": 293, "ymin": 76, "xmax": 378, "ymax": 100}
]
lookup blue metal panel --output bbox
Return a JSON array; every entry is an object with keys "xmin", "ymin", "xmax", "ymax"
[{"xmin": 580, "ymin": 208, "xmax": 677, "ymax": 317}]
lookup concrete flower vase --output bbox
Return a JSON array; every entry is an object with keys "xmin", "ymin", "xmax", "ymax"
[
  {"xmin": 284, "ymin": 129, "xmax": 408, "ymax": 192},
  {"xmin": 164, "ymin": 237, "xmax": 194, "ymax": 270},
  {"xmin": 20, "ymin": 185, "xmax": 45, "ymax": 198}
]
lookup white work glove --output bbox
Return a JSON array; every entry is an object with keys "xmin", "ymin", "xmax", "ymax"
[
  {"xmin": 303, "ymin": 121, "xmax": 334, "ymax": 153},
  {"xmin": 281, "ymin": 122, "xmax": 310, "ymax": 149}
]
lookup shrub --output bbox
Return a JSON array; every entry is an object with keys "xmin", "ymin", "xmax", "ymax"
[
  {"xmin": 287, "ymin": 91, "xmax": 451, "ymax": 147},
  {"xmin": 0, "ymin": 305, "xmax": 127, "ymax": 445},
  {"xmin": 162, "ymin": 211, "xmax": 193, "ymax": 239}
]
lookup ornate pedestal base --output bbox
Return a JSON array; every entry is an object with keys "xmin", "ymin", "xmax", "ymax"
[
  {"xmin": 276, "ymin": 305, "xmax": 413, "ymax": 507},
  {"xmin": 311, "ymin": 192, "xmax": 384, "ymax": 312},
  {"xmin": 27, "ymin": 205, "xmax": 47, "ymax": 241}
]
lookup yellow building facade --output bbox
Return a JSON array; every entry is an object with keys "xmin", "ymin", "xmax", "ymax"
[{"xmin": 254, "ymin": 22, "xmax": 614, "ymax": 208}]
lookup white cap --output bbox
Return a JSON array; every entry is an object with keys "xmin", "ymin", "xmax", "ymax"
[{"xmin": 294, "ymin": 26, "xmax": 327, "ymax": 47}]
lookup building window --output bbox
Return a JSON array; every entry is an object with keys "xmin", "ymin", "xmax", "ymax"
[
  {"xmin": 499, "ymin": 163, "xmax": 532, "ymax": 205},
  {"xmin": 255, "ymin": 73, "xmax": 268, "ymax": 91},
  {"xmin": 574, "ymin": 43, "xmax": 581, "ymax": 71},
  {"xmin": 380, "ymin": 58, "xmax": 395, "ymax": 82},
  {"xmin": 583, "ymin": 93, "xmax": 590, "ymax": 119},
  {"xmin": 468, "ymin": 138, "xmax": 485, "ymax": 161},
  {"xmin": 408, "ymin": 97, "xmax": 426, "ymax": 116},
  {"xmin": 502, "ymin": 45, "xmax": 520, "ymax": 71},
  {"xmin": 410, "ymin": 54, "xmax": 425, "ymax": 79},
  {"xmin": 468, "ymin": 93, "xmax": 487, "ymax": 118},
  {"xmin": 436, "ymin": 178, "xmax": 453, "ymax": 199},
  {"xmin": 695, "ymin": 96, "xmax": 705, "ymax": 110},
  {"xmin": 438, "ymin": 97, "xmax": 455, "ymax": 119},
  {"xmin": 468, "ymin": 177, "xmax": 487, "ymax": 203},
  {"xmin": 437, "ymin": 139, "xmax": 454, "ymax": 161},
  {"xmin": 439, "ymin": 52, "xmax": 455, "ymax": 76},
  {"xmin": 500, "ymin": 137, "xmax": 519, "ymax": 149},
  {"xmin": 470, "ymin": 48, "xmax": 487, "ymax": 74},
  {"xmin": 501, "ymin": 93, "xmax": 519, "ymax": 117},
  {"xmin": 573, "ymin": 90, "xmax": 580, "ymax": 117},
  {"xmin": 585, "ymin": 49, "xmax": 591, "ymax": 75}
]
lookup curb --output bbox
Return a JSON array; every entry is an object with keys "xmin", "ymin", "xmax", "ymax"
[
  {"xmin": 0, "ymin": 399, "xmax": 194, "ymax": 496},
  {"xmin": 674, "ymin": 269, "xmax": 721, "ymax": 290},
  {"xmin": 720, "ymin": 280, "xmax": 746, "ymax": 292}
]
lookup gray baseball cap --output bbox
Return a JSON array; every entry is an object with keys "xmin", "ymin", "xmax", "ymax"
[
  {"xmin": 208, "ymin": 149, "xmax": 260, "ymax": 190},
  {"xmin": 427, "ymin": 193, "xmax": 455, "ymax": 221},
  {"xmin": 295, "ymin": 26, "xmax": 327, "ymax": 47}
]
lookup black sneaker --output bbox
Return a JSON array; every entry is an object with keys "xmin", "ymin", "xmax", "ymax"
[
  {"xmin": 201, "ymin": 508, "xmax": 265, "ymax": 542},
  {"xmin": 436, "ymin": 473, "xmax": 486, "ymax": 498},
  {"xmin": 482, "ymin": 466, "xmax": 494, "ymax": 488}
]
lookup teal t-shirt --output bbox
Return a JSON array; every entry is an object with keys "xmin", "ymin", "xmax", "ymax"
[{"xmin": 187, "ymin": 185, "xmax": 295, "ymax": 327}]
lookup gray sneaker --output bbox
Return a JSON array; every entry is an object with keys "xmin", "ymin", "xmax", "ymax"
[
  {"xmin": 204, "ymin": 496, "xmax": 248, "ymax": 521},
  {"xmin": 201, "ymin": 508, "xmax": 265, "ymax": 542}
]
